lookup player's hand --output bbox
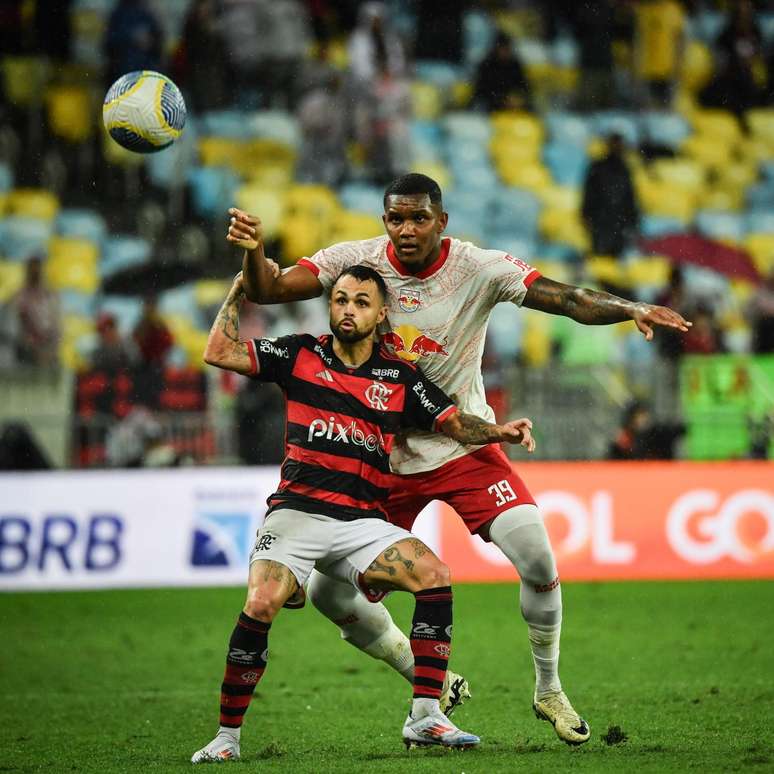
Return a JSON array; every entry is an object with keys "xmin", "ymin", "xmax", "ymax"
[
  {"xmin": 500, "ymin": 418, "xmax": 535, "ymax": 452},
  {"xmin": 632, "ymin": 303, "xmax": 692, "ymax": 341},
  {"xmin": 227, "ymin": 207, "xmax": 262, "ymax": 251},
  {"xmin": 265, "ymin": 257, "xmax": 281, "ymax": 279}
]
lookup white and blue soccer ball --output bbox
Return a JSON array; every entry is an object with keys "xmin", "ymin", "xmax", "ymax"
[{"xmin": 103, "ymin": 71, "xmax": 186, "ymax": 154}]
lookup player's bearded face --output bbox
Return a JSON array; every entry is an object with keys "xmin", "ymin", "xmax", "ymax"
[
  {"xmin": 329, "ymin": 278, "xmax": 387, "ymax": 343},
  {"xmin": 383, "ymin": 194, "xmax": 448, "ymax": 270}
]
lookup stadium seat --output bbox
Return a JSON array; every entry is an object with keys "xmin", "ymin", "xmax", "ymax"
[
  {"xmin": 640, "ymin": 112, "xmax": 691, "ymax": 149},
  {"xmin": 744, "ymin": 233, "xmax": 774, "ymax": 276},
  {"xmin": 746, "ymin": 108, "xmax": 774, "ymax": 145},
  {"xmin": 0, "ymin": 216, "xmax": 54, "ymax": 260},
  {"xmin": 45, "ymin": 85, "xmax": 93, "ymax": 143},
  {"xmin": 680, "ymin": 134, "xmax": 732, "ymax": 170},
  {"xmin": 187, "ymin": 167, "xmax": 240, "ymax": 219},
  {"xmin": 543, "ymin": 142, "xmax": 588, "ymax": 187},
  {"xmin": 539, "ymin": 207, "xmax": 589, "ymax": 251},
  {"xmin": 0, "ymin": 260, "xmax": 24, "ymax": 302},
  {"xmin": 233, "ymin": 184, "xmax": 286, "ymax": 240},
  {"xmin": 679, "ymin": 41, "xmax": 714, "ymax": 93},
  {"xmin": 698, "ymin": 184, "xmax": 745, "ymax": 213},
  {"xmin": 100, "ymin": 235, "xmax": 151, "ymax": 278},
  {"xmin": 194, "ymin": 279, "xmax": 232, "ymax": 309},
  {"xmin": 530, "ymin": 259, "xmax": 572, "ymax": 284},
  {"xmin": 244, "ymin": 139, "xmax": 297, "ymax": 172},
  {"xmin": 591, "ymin": 111, "xmax": 639, "ymax": 146},
  {"xmin": 159, "ymin": 284, "xmax": 203, "ymax": 329},
  {"xmin": 198, "ymin": 137, "xmax": 240, "ymax": 169},
  {"xmin": 650, "ymin": 158, "xmax": 706, "ymax": 192},
  {"xmin": 537, "ymin": 184, "xmax": 581, "ymax": 212},
  {"xmin": 415, "ymin": 60, "xmax": 464, "ymax": 90},
  {"xmin": 746, "ymin": 211, "xmax": 774, "ymax": 235},
  {"xmin": 279, "ymin": 213, "xmax": 330, "ymax": 263},
  {"xmin": 496, "ymin": 160, "xmax": 552, "ymax": 191},
  {"xmin": 99, "ymin": 296, "xmax": 143, "ymax": 333},
  {"xmin": 59, "ymin": 289, "xmax": 95, "ymax": 317},
  {"xmin": 411, "ymin": 81, "xmax": 443, "ymax": 121},
  {"xmin": 443, "ymin": 112, "xmax": 492, "ymax": 144},
  {"xmin": 1, "ymin": 56, "xmax": 49, "ymax": 106},
  {"xmin": 626, "ymin": 255, "xmax": 672, "ymax": 288},
  {"xmin": 45, "ymin": 237, "xmax": 99, "ymax": 293},
  {"xmin": 338, "ymin": 183, "xmax": 384, "ymax": 216},
  {"xmin": 691, "ymin": 109, "xmax": 742, "ymax": 145},
  {"xmin": 491, "ymin": 111, "xmax": 544, "ymax": 146},
  {"xmin": 444, "ymin": 188, "xmax": 491, "ymax": 223},
  {"xmin": 0, "ymin": 162, "xmax": 12, "ymax": 194},
  {"xmin": 198, "ymin": 110, "xmax": 255, "ymax": 140},
  {"xmin": 409, "ymin": 120, "xmax": 442, "ymax": 162},
  {"xmin": 56, "ymin": 208, "xmax": 107, "ymax": 245},
  {"xmin": 445, "ymin": 136, "xmax": 491, "ymax": 170},
  {"xmin": 491, "ymin": 187, "xmax": 541, "ymax": 238},
  {"xmin": 412, "ymin": 161, "xmax": 452, "ymax": 191},
  {"xmin": 545, "ymin": 111, "xmax": 592, "ymax": 148},
  {"xmin": 284, "ymin": 184, "xmax": 339, "ymax": 220},
  {"xmin": 245, "ymin": 110, "xmax": 301, "ymax": 148},
  {"xmin": 637, "ymin": 178, "xmax": 696, "ymax": 223},
  {"xmin": 6, "ymin": 189, "xmax": 60, "ymax": 221},
  {"xmin": 746, "ymin": 180, "xmax": 774, "ymax": 210},
  {"xmin": 640, "ymin": 215, "xmax": 685, "ymax": 238},
  {"xmin": 463, "ymin": 9, "xmax": 496, "ymax": 67},
  {"xmin": 695, "ymin": 210, "xmax": 746, "ymax": 243},
  {"xmin": 488, "ymin": 233, "xmax": 536, "ymax": 261},
  {"xmin": 586, "ymin": 255, "xmax": 626, "ymax": 288},
  {"xmin": 328, "ymin": 210, "xmax": 384, "ymax": 244}
]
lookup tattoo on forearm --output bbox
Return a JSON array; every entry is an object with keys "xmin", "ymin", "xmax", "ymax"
[
  {"xmin": 524, "ymin": 277, "xmax": 634, "ymax": 325},
  {"xmin": 452, "ymin": 412, "xmax": 501, "ymax": 444},
  {"xmin": 216, "ymin": 288, "xmax": 244, "ymax": 343}
]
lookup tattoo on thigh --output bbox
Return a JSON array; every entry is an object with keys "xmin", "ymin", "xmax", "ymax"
[
  {"xmin": 408, "ymin": 538, "xmax": 428, "ymax": 559},
  {"xmin": 383, "ymin": 546, "xmax": 415, "ymax": 572},
  {"xmin": 260, "ymin": 560, "xmax": 297, "ymax": 592},
  {"xmin": 367, "ymin": 558, "xmax": 396, "ymax": 576}
]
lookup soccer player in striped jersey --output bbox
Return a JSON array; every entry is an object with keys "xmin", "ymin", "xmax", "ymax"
[
  {"xmin": 226, "ymin": 173, "xmax": 692, "ymax": 747},
  {"xmin": 191, "ymin": 265, "xmax": 536, "ymax": 762}
]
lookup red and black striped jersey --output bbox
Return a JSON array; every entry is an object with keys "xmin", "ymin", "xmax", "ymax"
[{"xmin": 246, "ymin": 333, "xmax": 457, "ymax": 521}]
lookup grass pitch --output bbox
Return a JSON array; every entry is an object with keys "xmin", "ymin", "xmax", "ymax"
[{"xmin": 1, "ymin": 581, "xmax": 773, "ymax": 773}]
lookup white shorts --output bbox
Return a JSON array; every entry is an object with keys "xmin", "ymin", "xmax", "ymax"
[{"xmin": 249, "ymin": 508, "xmax": 414, "ymax": 588}]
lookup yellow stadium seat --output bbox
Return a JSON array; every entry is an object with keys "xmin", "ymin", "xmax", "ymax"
[
  {"xmin": 651, "ymin": 158, "xmax": 706, "ymax": 191},
  {"xmin": 102, "ymin": 126, "xmax": 144, "ymax": 167},
  {"xmin": 530, "ymin": 259, "xmax": 572, "ymax": 284},
  {"xmin": 587, "ymin": 255, "xmax": 627, "ymax": 287},
  {"xmin": 680, "ymin": 41, "xmax": 714, "ymax": 92},
  {"xmin": 0, "ymin": 193, "xmax": 7, "ymax": 217},
  {"xmin": 0, "ymin": 260, "xmax": 25, "ymax": 303},
  {"xmin": 746, "ymin": 109, "xmax": 774, "ymax": 143},
  {"xmin": 539, "ymin": 208, "xmax": 589, "ymax": 251},
  {"xmin": 284, "ymin": 184, "xmax": 339, "ymax": 220},
  {"xmin": 6, "ymin": 188, "xmax": 60, "ymax": 221},
  {"xmin": 537, "ymin": 184, "xmax": 580, "ymax": 212},
  {"xmin": 681, "ymin": 134, "xmax": 733, "ymax": 169},
  {"xmin": 638, "ymin": 177, "xmax": 696, "ymax": 222},
  {"xmin": 61, "ymin": 313, "xmax": 95, "ymax": 370},
  {"xmin": 243, "ymin": 139, "xmax": 296, "ymax": 169},
  {"xmin": 194, "ymin": 279, "xmax": 231, "ymax": 308},
  {"xmin": 626, "ymin": 256, "xmax": 672, "ymax": 287},
  {"xmin": 738, "ymin": 136, "xmax": 774, "ymax": 167},
  {"xmin": 522, "ymin": 311, "xmax": 552, "ymax": 367},
  {"xmin": 490, "ymin": 111, "xmax": 544, "ymax": 146},
  {"xmin": 279, "ymin": 213, "xmax": 331, "ymax": 262},
  {"xmin": 412, "ymin": 161, "xmax": 452, "ymax": 191},
  {"xmin": 46, "ymin": 85, "xmax": 93, "ymax": 143},
  {"xmin": 498, "ymin": 161, "xmax": 552, "ymax": 191},
  {"xmin": 489, "ymin": 136, "xmax": 541, "ymax": 166},
  {"xmin": 729, "ymin": 278, "xmax": 755, "ymax": 305},
  {"xmin": 233, "ymin": 184, "xmax": 286, "ymax": 240},
  {"xmin": 177, "ymin": 329, "xmax": 210, "ymax": 370},
  {"xmin": 328, "ymin": 210, "xmax": 383, "ymax": 245},
  {"xmin": 246, "ymin": 163, "xmax": 295, "ymax": 189},
  {"xmin": 691, "ymin": 110, "xmax": 742, "ymax": 145},
  {"xmin": 411, "ymin": 81, "xmax": 443, "ymax": 121},
  {"xmin": 1, "ymin": 56, "xmax": 50, "ymax": 106},
  {"xmin": 63, "ymin": 314, "xmax": 94, "ymax": 341},
  {"xmin": 198, "ymin": 137, "xmax": 241, "ymax": 169},
  {"xmin": 451, "ymin": 81, "xmax": 473, "ymax": 109},
  {"xmin": 697, "ymin": 185, "xmax": 745, "ymax": 212},
  {"xmin": 745, "ymin": 233, "xmax": 774, "ymax": 276},
  {"xmin": 45, "ymin": 237, "xmax": 99, "ymax": 293}
]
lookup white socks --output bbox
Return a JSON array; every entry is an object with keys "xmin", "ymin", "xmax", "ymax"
[
  {"xmin": 362, "ymin": 620, "xmax": 415, "ymax": 683},
  {"xmin": 218, "ymin": 726, "xmax": 240, "ymax": 741},
  {"xmin": 411, "ymin": 697, "xmax": 440, "ymax": 719},
  {"xmin": 528, "ymin": 621, "xmax": 563, "ymax": 696}
]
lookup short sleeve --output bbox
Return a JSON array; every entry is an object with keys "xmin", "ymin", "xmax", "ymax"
[
  {"xmin": 485, "ymin": 251, "xmax": 541, "ymax": 306},
  {"xmin": 297, "ymin": 241, "xmax": 370, "ymax": 294},
  {"xmin": 247, "ymin": 334, "xmax": 299, "ymax": 386},
  {"xmin": 401, "ymin": 367, "xmax": 458, "ymax": 433}
]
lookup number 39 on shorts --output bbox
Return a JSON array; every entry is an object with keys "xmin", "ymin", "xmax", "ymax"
[{"xmin": 488, "ymin": 479, "xmax": 517, "ymax": 507}]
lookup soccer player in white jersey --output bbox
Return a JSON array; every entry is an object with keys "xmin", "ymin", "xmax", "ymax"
[{"xmin": 226, "ymin": 173, "xmax": 692, "ymax": 745}]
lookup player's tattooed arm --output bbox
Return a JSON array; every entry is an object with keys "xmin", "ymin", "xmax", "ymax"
[
  {"xmin": 523, "ymin": 276, "xmax": 691, "ymax": 340},
  {"xmin": 442, "ymin": 412, "xmax": 536, "ymax": 452},
  {"xmin": 203, "ymin": 272, "xmax": 253, "ymax": 375},
  {"xmin": 227, "ymin": 208, "xmax": 324, "ymax": 304}
]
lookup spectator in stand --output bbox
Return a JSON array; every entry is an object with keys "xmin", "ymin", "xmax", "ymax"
[
  {"xmin": 91, "ymin": 312, "xmax": 136, "ymax": 372},
  {"xmin": 609, "ymin": 401, "xmax": 652, "ymax": 459},
  {"xmin": 581, "ymin": 134, "xmax": 640, "ymax": 258},
  {"xmin": 0, "ymin": 422, "xmax": 51, "ymax": 470},
  {"xmin": 574, "ymin": 0, "xmax": 617, "ymax": 111},
  {"xmin": 104, "ymin": 0, "xmax": 165, "ymax": 88},
  {"xmin": 748, "ymin": 267, "xmax": 774, "ymax": 353},
  {"xmin": 701, "ymin": 0, "xmax": 766, "ymax": 117},
  {"xmin": 633, "ymin": 0, "xmax": 686, "ymax": 108},
  {"xmin": 472, "ymin": 32, "xmax": 531, "ymax": 112},
  {"xmin": 133, "ymin": 296, "xmax": 173, "ymax": 366},
  {"xmin": 347, "ymin": 2, "xmax": 410, "ymax": 182},
  {"xmin": 682, "ymin": 303, "xmax": 725, "ymax": 355},
  {"xmin": 178, "ymin": 0, "xmax": 228, "ymax": 112},
  {"xmin": 654, "ymin": 266, "xmax": 690, "ymax": 359},
  {"xmin": 10, "ymin": 256, "xmax": 61, "ymax": 367}
]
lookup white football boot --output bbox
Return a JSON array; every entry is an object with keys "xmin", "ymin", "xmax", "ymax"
[
  {"xmin": 439, "ymin": 671, "xmax": 471, "ymax": 717},
  {"xmin": 403, "ymin": 710, "xmax": 480, "ymax": 750},
  {"xmin": 533, "ymin": 690, "xmax": 590, "ymax": 745},
  {"xmin": 191, "ymin": 732, "xmax": 240, "ymax": 763}
]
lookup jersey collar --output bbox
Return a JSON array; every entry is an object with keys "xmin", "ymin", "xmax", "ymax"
[{"xmin": 386, "ymin": 237, "xmax": 451, "ymax": 279}]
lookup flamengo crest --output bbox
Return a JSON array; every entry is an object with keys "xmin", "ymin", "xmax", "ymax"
[{"xmin": 365, "ymin": 381, "xmax": 393, "ymax": 410}]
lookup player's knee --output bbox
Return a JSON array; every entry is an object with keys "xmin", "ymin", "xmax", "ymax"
[
  {"xmin": 520, "ymin": 548, "xmax": 557, "ymax": 587},
  {"xmin": 243, "ymin": 589, "xmax": 284, "ymax": 623},
  {"xmin": 307, "ymin": 572, "xmax": 357, "ymax": 619},
  {"xmin": 415, "ymin": 559, "xmax": 451, "ymax": 590}
]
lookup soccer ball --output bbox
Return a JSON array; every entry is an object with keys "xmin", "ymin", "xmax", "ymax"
[{"xmin": 103, "ymin": 71, "xmax": 186, "ymax": 154}]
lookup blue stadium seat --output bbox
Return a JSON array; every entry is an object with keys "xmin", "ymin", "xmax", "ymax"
[
  {"xmin": 452, "ymin": 163, "xmax": 499, "ymax": 193},
  {"xmin": 746, "ymin": 210, "xmax": 774, "ymax": 235},
  {"xmin": 187, "ymin": 167, "xmax": 240, "ymax": 219},
  {"xmin": 759, "ymin": 13, "xmax": 774, "ymax": 47},
  {"xmin": 159, "ymin": 283, "xmax": 203, "ymax": 328},
  {"xmin": 640, "ymin": 112, "xmax": 691, "ymax": 149},
  {"xmin": 747, "ymin": 180, "xmax": 774, "ymax": 210},
  {"xmin": 56, "ymin": 208, "xmax": 107, "ymax": 245},
  {"xmin": 245, "ymin": 110, "xmax": 301, "ymax": 148},
  {"xmin": 60, "ymin": 289, "xmax": 95, "ymax": 317},
  {"xmin": 0, "ymin": 162, "xmax": 12, "ymax": 194},
  {"xmin": 444, "ymin": 189, "xmax": 490, "ymax": 237},
  {"xmin": 641, "ymin": 215, "xmax": 686, "ymax": 238},
  {"xmin": 545, "ymin": 111, "xmax": 592, "ymax": 147},
  {"xmin": 491, "ymin": 187, "xmax": 541, "ymax": 238},
  {"xmin": 488, "ymin": 233, "xmax": 536, "ymax": 260},
  {"xmin": 99, "ymin": 296, "xmax": 143, "ymax": 333},
  {"xmin": 443, "ymin": 112, "xmax": 492, "ymax": 143},
  {"xmin": 339, "ymin": 183, "xmax": 384, "ymax": 215},
  {"xmin": 592, "ymin": 111, "xmax": 639, "ymax": 145},
  {"xmin": 410, "ymin": 120, "xmax": 442, "ymax": 161},
  {"xmin": 551, "ymin": 36, "xmax": 579, "ymax": 67},
  {"xmin": 463, "ymin": 9, "xmax": 496, "ymax": 67},
  {"xmin": 198, "ymin": 110, "xmax": 254, "ymax": 140},
  {"xmin": 101, "ymin": 235, "xmax": 151, "ymax": 278},
  {"xmin": 543, "ymin": 141, "xmax": 588, "ymax": 187},
  {"xmin": 690, "ymin": 10, "xmax": 726, "ymax": 43},
  {"xmin": 415, "ymin": 60, "xmax": 464, "ymax": 90},
  {"xmin": 695, "ymin": 210, "xmax": 746, "ymax": 242},
  {"xmin": 0, "ymin": 216, "xmax": 53, "ymax": 260},
  {"xmin": 145, "ymin": 119, "xmax": 198, "ymax": 190},
  {"xmin": 537, "ymin": 241, "xmax": 581, "ymax": 262}
]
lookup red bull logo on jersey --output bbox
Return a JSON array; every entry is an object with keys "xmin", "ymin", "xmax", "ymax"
[
  {"xmin": 381, "ymin": 325, "xmax": 449, "ymax": 363},
  {"xmin": 398, "ymin": 289, "xmax": 421, "ymax": 313}
]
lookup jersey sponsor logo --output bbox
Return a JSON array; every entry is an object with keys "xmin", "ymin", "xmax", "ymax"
[
  {"xmin": 398, "ymin": 288, "xmax": 421, "ymax": 312},
  {"xmin": 307, "ymin": 417, "xmax": 386, "ymax": 455},
  {"xmin": 413, "ymin": 381, "xmax": 442, "ymax": 415},
  {"xmin": 259, "ymin": 340, "xmax": 289, "ymax": 359},
  {"xmin": 504, "ymin": 254, "xmax": 533, "ymax": 272},
  {"xmin": 382, "ymin": 325, "xmax": 449, "ymax": 363},
  {"xmin": 371, "ymin": 367, "xmax": 400, "ymax": 379},
  {"xmin": 316, "ymin": 369, "xmax": 334, "ymax": 382},
  {"xmin": 314, "ymin": 343, "xmax": 333, "ymax": 365},
  {"xmin": 365, "ymin": 381, "xmax": 393, "ymax": 410}
]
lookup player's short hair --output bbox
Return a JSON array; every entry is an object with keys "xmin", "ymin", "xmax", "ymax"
[
  {"xmin": 334, "ymin": 264, "xmax": 388, "ymax": 303},
  {"xmin": 383, "ymin": 173, "xmax": 443, "ymax": 209}
]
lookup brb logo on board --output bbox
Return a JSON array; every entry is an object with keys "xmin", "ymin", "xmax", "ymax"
[{"xmin": 190, "ymin": 513, "xmax": 252, "ymax": 567}]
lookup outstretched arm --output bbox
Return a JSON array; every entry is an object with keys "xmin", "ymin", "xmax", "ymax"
[
  {"xmin": 523, "ymin": 276, "xmax": 691, "ymax": 340},
  {"xmin": 227, "ymin": 208, "xmax": 324, "ymax": 304},
  {"xmin": 203, "ymin": 273, "xmax": 253, "ymax": 375},
  {"xmin": 441, "ymin": 413, "xmax": 536, "ymax": 452}
]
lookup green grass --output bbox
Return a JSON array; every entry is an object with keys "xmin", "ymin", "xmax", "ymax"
[{"xmin": 1, "ymin": 582, "xmax": 773, "ymax": 773}]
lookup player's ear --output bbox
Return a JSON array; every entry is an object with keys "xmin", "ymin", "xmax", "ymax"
[
  {"xmin": 377, "ymin": 304, "xmax": 387, "ymax": 324},
  {"xmin": 436, "ymin": 208, "xmax": 448, "ymax": 233}
]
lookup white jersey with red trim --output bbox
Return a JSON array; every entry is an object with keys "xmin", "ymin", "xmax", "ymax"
[{"xmin": 298, "ymin": 235, "xmax": 540, "ymax": 474}]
